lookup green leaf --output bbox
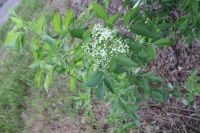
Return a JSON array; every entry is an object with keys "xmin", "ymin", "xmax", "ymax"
[
  {"xmin": 108, "ymin": 58, "xmax": 117, "ymax": 72},
  {"xmin": 138, "ymin": 77, "xmax": 150, "ymax": 99},
  {"xmin": 4, "ymin": 31, "xmax": 20, "ymax": 47},
  {"xmin": 73, "ymin": 48, "xmax": 83, "ymax": 62},
  {"xmin": 133, "ymin": 120, "xmax": 141, "ymax": 127},
  {"xmin": 93, "ymin": 3, "xmax": 109, "ymax": 21},
  {"xmin": 84, "ymin": 70, "xmax": 104, "ymax": 87},
  {"xmin": 10, "ymin": 17, "xmax": 23, "ymax": 24},
  {"xmin": 16, "ymin": 33, "xmax": 25, "ymax": 49},
  {"xmin": 65, "ymin": 9, "xmax": 74, "ymax": 32},
  {"xmin": 122, "ymin": 122, "xmax": 135, "ymax": 130},
  {"xmin": 143, "ymin": 72, "xmax": 163, "ymax": 82},
  {"xmin": 116, "ymin": 55, "xmax": 137, "ymax": 67},
  {"xmin": 44, "ymin": 66, "xmax": 54, "ymax": 91},
  {"xmin": 70, "ymin": 28, "xmax": 85, "ymax": 39},
  {"xmin": 53, "ymin": 13, "xmax": 62, "ymax": 33},
  {"xmin": 113, "ymin": 63, "xmax": 126, "ymax": 73},
  {"xmin": 109, "ymin": 58, "xmax": 126, "ymax": 73},
  {"xmin": 141, "ymin": 78, "xmax": 150, "ymax": 91},
  {"xmin": 42, "ymin": 34, "xmax": 56, "ymax": 45},
  {"xmin": 186, "ymin": 69, "xmax": 200, "ymax": 102},
  {"xmin": 108, "ymin": 13, "xmax": 120, "ymax": 25},
  {"xmin": 131, "ymin": 23, "xmax": 161, "ymax": 39},
  {"xmin": 83, "ymin": 29, "xmax": 91, "ymax": 40},
  {"xmin": 34, "ymin": 68, "xmax": 43, "ymax": 88},
  {"xmin": 123, "ymin": 0, "xmax": 130, "ymax": 8},
  {"xmin": 151, "ymin": 91, "xmax": 163, "ymax": 102},
  {"xmin": 153, "ymin": 38, "xmax": 174, "ymax": 47},
  {"xmin": 124, "ymin": 7, "xmax": 139, "ymax": 26},
  {"xmin": 95, "ymin": 81, "xmax": 105, "ymax": 99},
  {"xmin": 119, "ymin": 98, "xmax": 129, "ymax": 112},
  {"xmin": 70, "ymin": 76, "xmax": 77, "ymax": 92},
  {"xmin": 104, "ymin": 73, "xmax": 114, "ymax": 93},
  {"xmin": 37, "ymin": 15, "xmax": 46, "ymax": 34},
  {"xmin": 145, "ymin": 45, "xmax": 156, "ymax": 61}
]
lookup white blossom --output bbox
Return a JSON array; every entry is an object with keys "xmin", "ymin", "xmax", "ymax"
[{"xmin": 84, "ymin": 24, "xmax": 129, "ymax": 70}]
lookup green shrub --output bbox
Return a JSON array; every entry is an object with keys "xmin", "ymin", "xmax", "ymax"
[{"xmin": 5, "ymin": 0, "xmax": 200, "ymax": 131}]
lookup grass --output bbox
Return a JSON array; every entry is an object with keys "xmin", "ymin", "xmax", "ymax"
[
  {"xmin": 0, "ymin": 51, "xmax": 32, "ymax": 132},
  {"xmin": 0, "ymin": 0, "xmax": 46, "ymax": 132}
]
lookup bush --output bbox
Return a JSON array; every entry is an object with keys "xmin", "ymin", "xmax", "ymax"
[{"xmin": 4, "ymin": 0, "xmax": 200, "ymax": 131}]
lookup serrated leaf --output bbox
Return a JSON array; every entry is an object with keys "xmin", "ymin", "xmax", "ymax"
[
  {"xmin": 108, "ymin": 13, "xmax": 120, "ymax": 25},
  {"xmin": 124, "ymin": 7, "xmax": 139, "ymax": 26},
  {"xmin": 44, "ymin": 66, "xmax": 54, "ymax": 91},
  {"xmin": 143, "ymin": 81, "xmax": 150, "ymax": 99},
  {"xmin": 10, "ymin": 17, "xmax": 23, "ymax": 24},
  {"xmin": 37, "ymin": 15, "xmax": 46, "ymax": 34},
  {"xmin": 143, "ymin": 72, "xmax": 163, "ymax": 82},
  {"xmin": 123, "ymin": 0, "xmax": 130, "ymax": 8},
  {"xmin": 122, "ymin": 122, "xmax": 135, "ymax": 130},
  {"xmin": 42, "ymin": 34, "xmax": 56, "ymax": 45},
  {"xmin": 83, "ymin": 29, "xmax": 91, "ymax": 40},
  {"xmin": 141, "ymin": 78, "xmax": 150, "ymax": 91},
  {"xmin": 95, "ymin": 81, "xmax": 105, "ymax": 99},
  {"xmin": 131, "ymin": 23, "xmax": 161, "ymax": 39},
  {"xmin": 84, "ymin": 70, "xmax": 104, "ymax": 87},
  {"xmin": 70, "ymin": 28, "xmax": 85, "ymax": 39},
  {"xmin": 93, "ymin": 3, "xmax": 109, "ymax": 21},
  {"xmin": 116, "ymin": 55, "xmax": 137, "ymax": 67},
  {"xmin": 104, "ymin": 73, "xmax": 114, "ymax": 93},
  {"xmin": 119, "ymin": 98, "xmax": 129, "ymax": 112},
  {"xmin": 114, "ymin": 63, "xmax": 126, "ymax": 73},
  {"xmin": 4, "ymin": 31, "xmax": 20, "ymax": 47},
  {"xmin": 133, "ymin": 120, "xmax": 141, "ymax": 127},
  {"xmin": 153, "ymin": 38, "xmax": 174, "ymax": 47},
  {"xmin": 53, "ymin": 13, "xmax": 62, "ymax": 33},
  {"xmin": 16, "ymin": 33, "xmax": 25, "ymax": 49},
  {"xmin": 73, "ymin": 48, "xmax": 83, "ymax": 62},
  {"xmin": 145, "ymin": 45, "xmax": 156, "ymax": 61},
  {"xmin": 34, "ymin": 68, "xmax": 43, "ymax": 88},
  {"xmin": 108, "ymin": 58, "xmax": 116, "ymax": 72},
  {"xmin": 151, "ymin": 91, "xmax": 163, "ymax": 102},
  {"xmin": 65, "ymin": 9, "xmax": 74, "ymax": 32},
  {"xmin": 142, "ymin": 72, "xmax": 163, "ymax": 83},
  {"xmin": 70, "ymin": 76, "xmax": 77, "ymax": 92}
]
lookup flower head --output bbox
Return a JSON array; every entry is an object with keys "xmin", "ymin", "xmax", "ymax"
[{"xmin": 84, "ymin": 24, "xmax": 129, "ymax": 69}]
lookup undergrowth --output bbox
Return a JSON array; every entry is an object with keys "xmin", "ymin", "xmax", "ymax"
[
  {"xmin": 0, "ymin": 0, "xmax": 46, "ymax": 132},
  {"xmin": 0, "ymin": 51, "xmax": 31, "ymax": 132}
]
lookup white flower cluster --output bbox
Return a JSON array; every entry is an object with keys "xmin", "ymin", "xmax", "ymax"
[{"xmin": 84, "ymin": 24, "xmax": 129, "ymax": 69}]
